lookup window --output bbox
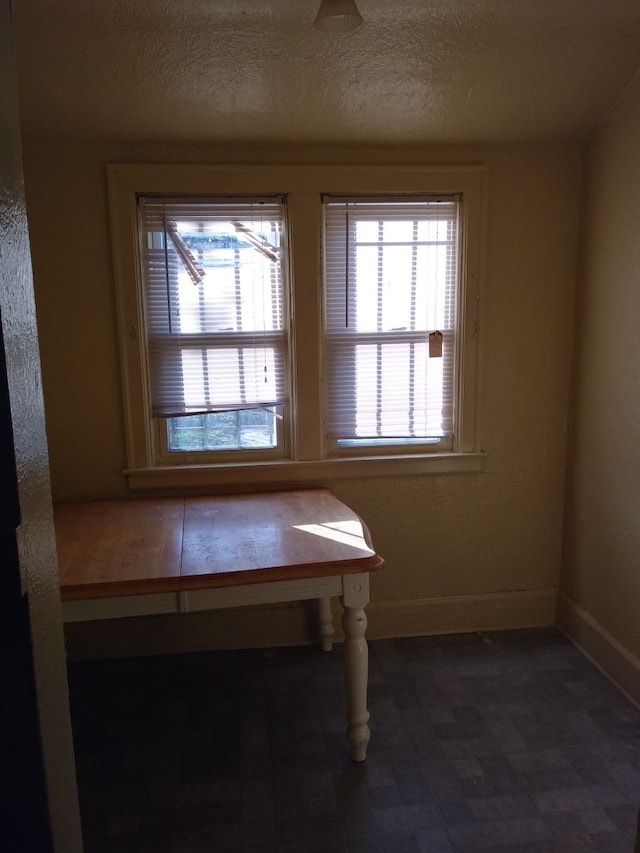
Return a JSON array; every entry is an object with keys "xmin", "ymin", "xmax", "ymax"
[
  {"xmin": 324, "ymin": 197, "xmax": 458, "ymax": 452},
  {"xmin": 109, "ymin": 165, "xmax": 484, "ymax": 488},
  {"xmin": 139, "ymin": 197, "xmax": 286, "ymax": 460}
]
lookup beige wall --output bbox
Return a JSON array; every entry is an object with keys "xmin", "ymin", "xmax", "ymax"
[
  {"xmin": 559, "ymin": 74, "xmax": 640, "ymax": 702},
  {"xmin": 23, "ymin": 142, "xmax": 581, "ymax": 654}
]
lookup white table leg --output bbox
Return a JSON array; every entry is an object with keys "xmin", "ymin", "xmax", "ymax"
[
  {"xmin": 317, "ymin": 596, "xmax": 334, "ymax": 652},
  {"xmin": 340, "ymin": 573, "xmax": 370, "ymax": 762}
]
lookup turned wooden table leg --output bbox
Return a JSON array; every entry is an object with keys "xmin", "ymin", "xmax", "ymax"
[
  {"xmin": 317, "ymin": 596, "xmax": 335, "ymax": 652},
  {"xmin": 340, "ymin": 573, "xmax": 370, "ymax": 762}
]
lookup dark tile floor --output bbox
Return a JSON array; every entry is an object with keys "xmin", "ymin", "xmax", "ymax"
[{"xmin": 67, "ymin": 628, "xmax": 640, "ymax": 852}]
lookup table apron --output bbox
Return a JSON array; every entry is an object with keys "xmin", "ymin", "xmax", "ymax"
[
  {"xmin": 180, "ymin": 575, "xmax": 344, "ymax": 612},
  {"xmin": 62, "ymin": 593, "xmax": 178, "ymax": 623},
  {"xmin": 61, "ymin": 575, "xmax": 350, "ymax": 623}
]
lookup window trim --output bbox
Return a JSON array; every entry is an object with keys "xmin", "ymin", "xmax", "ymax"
[{"xmin": 108, "ymin": 164, "xmax": 486, "ymax": 489}]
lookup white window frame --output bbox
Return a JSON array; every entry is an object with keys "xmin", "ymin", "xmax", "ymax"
[
  {"xmin": 138, "ymin": 196, "xmax": 290, "ymax": 464},
  {"xmin": 108, "ymin": 164, "xmax": 486, "ymax": 489},
  {"xmin": 323, "ymin": 195, "xmax": 461, "ymax": 456}
]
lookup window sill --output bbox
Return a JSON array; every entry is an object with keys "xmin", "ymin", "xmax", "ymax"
[{"xmin": 125, "ymin": 452, "xmax": 485, "ymax": 490}]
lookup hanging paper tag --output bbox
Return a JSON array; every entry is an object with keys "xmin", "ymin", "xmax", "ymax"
[{"xmin": 428, "ymin": 331, "xmax": 443, "ymax": 358}]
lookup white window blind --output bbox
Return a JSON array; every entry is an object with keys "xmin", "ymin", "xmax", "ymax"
[
  {"xmin": 323, "ymin": 196, "xmax": 459, "ymax": 445},
  {"xmin": 139, "ymin": 197, "xmax": 286, "ymax": 419}
]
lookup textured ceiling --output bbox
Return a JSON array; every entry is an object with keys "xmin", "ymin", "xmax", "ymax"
[{"xmin": 13, "ymin": 0, "xmax": 640, "ymax": 145}]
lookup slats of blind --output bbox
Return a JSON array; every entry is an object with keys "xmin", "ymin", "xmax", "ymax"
[
  {"xmin": 323, "ymin": 197, "xmax": 459, "ymax": 441},
  {"xmin": 139, "ymin": 197, "xmax": 286, "ymax": 418}
]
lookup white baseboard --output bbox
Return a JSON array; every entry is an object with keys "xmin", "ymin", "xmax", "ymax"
[
  {"xmin": 556, "ymin": 590, "xmax": 640, "ymax": 709},
  {"xmin": 64, "ymin": 588, "xmax": 557, "ymax": 660},
  {"xmin": 365, "ymin": 588, "xmax": 557, "ymax": 639}
]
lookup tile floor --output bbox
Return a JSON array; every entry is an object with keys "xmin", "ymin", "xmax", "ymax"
[{"xmin": 67, "ymin": 628, "xmax": 640, "ymax": 852}]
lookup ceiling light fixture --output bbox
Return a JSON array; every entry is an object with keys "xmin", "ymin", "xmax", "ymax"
[{"xmin": 314, "ymin": 0, "xmax": 364, "ymax": 32}]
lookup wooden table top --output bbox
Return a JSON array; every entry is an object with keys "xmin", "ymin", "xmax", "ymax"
[{"xmin": 55, "ymin": 489, "xmax": 384, "ymax": 600}]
